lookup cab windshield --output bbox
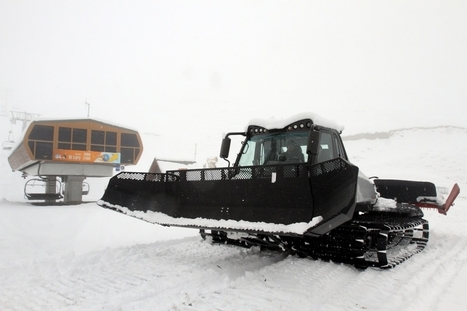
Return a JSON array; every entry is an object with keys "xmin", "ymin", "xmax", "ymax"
[{"xmin": 238, "ymin": 131, "xmax": 309, "ymax": 167}]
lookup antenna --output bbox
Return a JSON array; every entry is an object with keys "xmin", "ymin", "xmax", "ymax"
[{"xmin": 85, "ymin": 101, "xmax": 90, "ymax": 117}]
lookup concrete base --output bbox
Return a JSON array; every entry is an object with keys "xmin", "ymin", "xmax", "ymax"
[{"xmin": 63, "ymin": 176, "xmax": 86, "ymax": 204}]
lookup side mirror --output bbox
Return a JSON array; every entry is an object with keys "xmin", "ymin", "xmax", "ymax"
[
  {"xmin": 219, "ymin": 137, "xmax": 231, "ymax": 159},
  {"xmin": 307, "ymin": 130, "xmax": 320, "ymax": 155}
]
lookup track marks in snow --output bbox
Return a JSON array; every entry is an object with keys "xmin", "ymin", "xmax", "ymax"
[
  {"xmin": 187, "ymin": 256, "xmax": 362, "ymax": 311},
  {"xmin": 2, "ymin": 226, "xmax": 467, "ymax": 311},
  {"xmin": 328, "ymin": 229, "xmax": 467, "ymax": 311},
  {"xmin": 0, "ymin": 237, "xmax": 286, "ymax": 311},
  {"xmin": 404, "ymin": 234, "xmax": 467, "ymax": 311},
  {"xmin": 3, "ymin": 233, "xmax": 467, "ymax": 311}
]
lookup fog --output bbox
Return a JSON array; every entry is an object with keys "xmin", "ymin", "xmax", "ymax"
[{"xmin": 1, "ymin": 1, "xmax": 466, "ymax": 137}]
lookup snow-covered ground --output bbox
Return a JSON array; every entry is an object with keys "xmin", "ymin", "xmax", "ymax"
[{"xmin": 0, "ymin": 121, "xmax": 466, "ymax": 310}]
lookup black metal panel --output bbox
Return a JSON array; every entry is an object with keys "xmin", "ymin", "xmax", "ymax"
[
  {"xmin": 167, "ymin": 177, "xmax": 312, "ymax": 224},
  {"xmin": 100, "ymin": 160, "xmax": 359, "ymax": 231},
  {"xmin": 166, "ymin": 164, "xmax": 313, "ymax": 224},
  {"xmin": 101, "ymin": 165, "xmax": 313, "ymax": 225},
  {"xmin": 373, "ymin": 179, "xmax": 437, "ymax": 204},
  {"xmin": 310, "ymin": 158, "xmax": 359, "ymax": 221},
  {"xmin": 100, "ymin": 172, "xmax": 168, "ymax": 212}
]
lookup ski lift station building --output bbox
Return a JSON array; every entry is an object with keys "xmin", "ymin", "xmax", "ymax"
[{"xmin": 8, "ymin": 118, "xmax": 143, "ymax": 203}]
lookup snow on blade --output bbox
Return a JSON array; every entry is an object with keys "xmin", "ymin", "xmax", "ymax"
[
  {"xmin": 417, "ymin": 196, "xmax": 445, "ymax": 206},
  {"xmin": 373, "ymin": 197, "xmax": 398, "ymax": 211},
  {"xmin": 98, "ymin": 200, "xmax": 324, "ymax": 235}
]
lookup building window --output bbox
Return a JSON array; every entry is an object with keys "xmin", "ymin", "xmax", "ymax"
[
  {"xmin": 59, "ymin": 127, "xmax": 71, "ymax": 142},
  {"xmin": 73, "ymin": 129, "xmax": 87, "ymax": 143},
  {"xmin": 28, "ymin": 125, "xmax": 54, "ymax": 159},
  {"xmin": 91, "ymin": 130, "xmax": 105, "ymax": 145},
  {"xmin": 36, "ymin": 142, "xmax": 53, "ymax": 160},
  {"xmin": 106, "ymin": 131, "xmax": 117, "ymax": 145},
  {"xmin": 72, "ymin": 128, "xmax": 87, "ymax": 150},
  {"xmin": 121, "ymin": 148, "xmax": 134, "ymax": 163},
  {"xmin": 58, "ymin": 127, "xmax": 72, "ymax": 150},
  {"xmin": 120, "ymin": 133, "xmax": 140, "ymax": 164},
  {"xmin": 29, "ymin": 125, "xmax": 54, "ymax": 141},
  {"xmin": 121, "ymin": 133, "xmax": 140, "ymax": 147},
  {"xmin": 91, "ymin": 130, "xmax": 117, "ymax": 152}
]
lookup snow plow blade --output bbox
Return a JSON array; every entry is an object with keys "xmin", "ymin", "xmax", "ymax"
[
  {"xmin": 98, "ymin": 159, "xmax": 359, "ymax": 236},
  {"xmin": 374, "ymin": 179, "xmax": 460, "ymax": 215}
]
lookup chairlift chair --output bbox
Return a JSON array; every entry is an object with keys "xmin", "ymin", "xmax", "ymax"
[
  {"xmin": 24, "ymin": 178, "xmax": 63, "ymax": 201},
  {"xmin": 2, "ymin": 130, "xmax": 15, "ymax": 150}
]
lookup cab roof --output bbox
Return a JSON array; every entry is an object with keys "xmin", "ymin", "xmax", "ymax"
[{"xmin": 246, "ymin": 112, "xmax": 344, "ymax": 133}]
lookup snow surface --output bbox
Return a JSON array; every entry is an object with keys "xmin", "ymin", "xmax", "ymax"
[{"xmin": 0, "ymin": 121, "xmax": 466, "ymax": 310}]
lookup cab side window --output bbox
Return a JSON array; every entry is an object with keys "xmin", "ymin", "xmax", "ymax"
[
  {"xmin": 317, "ymin": 131, "xmax": 336, "ymax": 163},
  {"xmin": 334, "ymin": 134, "xmax": 347, "ymax": 160}
]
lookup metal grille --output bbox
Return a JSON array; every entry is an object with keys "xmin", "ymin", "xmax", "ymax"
[
  {"xmin": 145, "ymin": 173, "xmax": 165, "ymax": 182},
  {"xmin": 116, "ymin": 159, "xmax": 350, "ymax": 183},
  {"xmin": 117, "ymin": 172, "xmax": 166, "ymax": 182},
  {"xmin": 168, "ymin": 168, "xmax": 240, "ymax": 181},
  {"xmin": 186, "ymin": 170, "xmax": 202, "ymax": 181},
  {"xmin": 311, "ymin": 158, "xmax": 347, "ymax": 177},
  {"xmin": 283, "ymin": 165, "xmax": 306, "ymax": 178},
  {"xmin": 117, "ymin": 172, "xmax": 145, "ymax": 181},
  {"xmin": 203, "ymin": 169, "xmax": 228, "ymax": 181},
  {"xmin": 166, "ymin": 164, "xmax": 309, "ymax": 182}
]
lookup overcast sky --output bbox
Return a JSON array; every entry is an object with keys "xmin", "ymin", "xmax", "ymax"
[{"xmin": 1, "ymin": 1, "xmax": 466, "ymax": 136}]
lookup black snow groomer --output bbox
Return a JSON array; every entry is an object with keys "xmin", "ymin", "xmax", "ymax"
[{"xmin": 98, "ymin": 113, "xmax": 460, "ymax": 269}]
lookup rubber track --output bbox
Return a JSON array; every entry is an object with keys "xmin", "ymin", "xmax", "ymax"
[
  {"xmin": 206, "ymin": 215, "xmax": 429, "ymax": 269},
  {"xmin": 350, "ymin": 215, "xmax": 429, "ymax": 268}
]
